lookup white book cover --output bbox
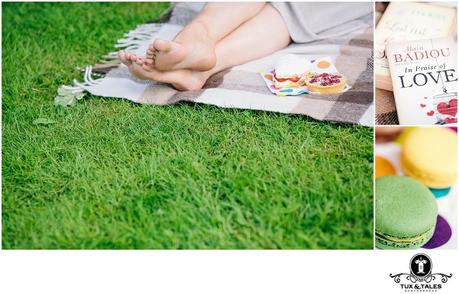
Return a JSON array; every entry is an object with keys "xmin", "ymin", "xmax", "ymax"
[
  {"xmin": 387, "ymin": 37, "xmax": 457, "ymax": 125},
  {"xmin": 375, "ymin": 2, "xmax": 456, "ymax": 91}
]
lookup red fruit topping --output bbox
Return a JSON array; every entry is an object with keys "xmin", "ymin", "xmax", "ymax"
[
  {"xmin": 309, "ymin": 73, "xmax": 342, "ymax": 86},
  {"xmin": 274, "ymin": 75, "xmax": 300, "ymax": 83}
]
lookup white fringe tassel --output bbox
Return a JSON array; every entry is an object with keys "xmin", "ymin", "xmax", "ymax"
[
  {"xmin": 55, "ymin": 23, "xmax": 163, "ymax": 106},
  {"xmin": 55, "ymin": 66, "xmax": 103, "ymax": 106},
  {"xmin": 111, "ymin": 23, "xmax": 162, "ymax": 57}
]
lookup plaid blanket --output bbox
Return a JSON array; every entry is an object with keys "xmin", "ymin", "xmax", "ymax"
[{"xmin": 57, "ymin": 3, "xmax": 374, "ymax": 126}]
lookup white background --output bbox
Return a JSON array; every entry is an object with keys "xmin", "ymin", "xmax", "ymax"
[{"xmin": 0, "ymin": 250, "xmax": 458, "ymax": 293}]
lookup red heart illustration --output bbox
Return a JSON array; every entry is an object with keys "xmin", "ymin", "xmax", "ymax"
[
  {"xmin": 445, "ymin": 117, "xmax": 457, "ymax": 124},
  {"xmin": 427, "ymin": 111, "xmax": 434, "ymax": 116},
  {"xmin": 437, "ymin": 99, "xmax": 457, "ymax": 117},
  {"xmin": 420, "ymin": 104, "xmax": 426, "ymax": 108}
]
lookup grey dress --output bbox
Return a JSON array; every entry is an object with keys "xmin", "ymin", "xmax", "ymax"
[{"xmin": 270, "ymin": 2, "xmax": 373, "ymax": 43}]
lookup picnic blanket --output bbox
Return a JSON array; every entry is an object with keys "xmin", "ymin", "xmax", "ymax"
[{"xmin": 57, "ymin": 3, "xmax": 374, "ymax": 126}]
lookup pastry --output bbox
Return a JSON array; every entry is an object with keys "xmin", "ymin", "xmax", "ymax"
[
  {"xmin": 375, "ymin": 127, "xmax": 404, "ymax": 143},
  {"xmin": 273, "ymin": 54, "xmax": 310, "ymax": 88},
  {"xmin": 376, "ymin": 176, "xmax": 438, "ymax": 249},
  {"xmin": 375, "ymin": 156, "xmax": 396, "ymax": 179},
  {"xmin": 305, "ymin": 72, "xmax": 347, "ymax": 94},
  {"xmin": 401, "ymin": 127, "xmax": 457, "ymax": 188}
]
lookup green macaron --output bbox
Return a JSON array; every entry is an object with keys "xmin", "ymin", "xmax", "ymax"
[{"xmin": 376, "ymin": 176, "xmax": 438, "ymax": 249}]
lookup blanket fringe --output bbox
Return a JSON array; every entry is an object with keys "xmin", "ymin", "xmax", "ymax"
[
  {"xmin": 112, "ymin": 23, "xmax": 162, "ymax": 57},
  {"xmin": 55, "ymin": 23, "xmax": 163, "ymax": 106},
  {"xmin": 55, "ymin": 66, "xmax": 103, "ymax": 106}
]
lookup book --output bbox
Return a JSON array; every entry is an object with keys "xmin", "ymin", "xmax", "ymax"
[
  {"xmin": 375, "ymin": 2, "xmax": 456, "ymax": 91},
  {"xmin": 387, "ymin": 37, "xmax": 457, "ymax": 125}
]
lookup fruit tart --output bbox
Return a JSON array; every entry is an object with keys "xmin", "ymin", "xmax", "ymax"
[{"xmin": 304, "ymin": 72, "xmax": 347, "ymax": 94}]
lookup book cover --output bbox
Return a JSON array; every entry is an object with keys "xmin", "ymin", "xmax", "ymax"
[
  {"xmin": 375, "ymin": 2, "xmax": 456, "ymax": 91},
  {"xmin": 387, "ymin": 37, "xmax": 457, "ymax": 125}
]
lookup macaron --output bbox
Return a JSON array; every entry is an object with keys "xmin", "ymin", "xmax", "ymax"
[
  {"xmin": 401, "ymin": 128, "xmax": 457, "ymax": 189},
  {"xmin": 376, "ymin": 176, "xmax": 438, "ymax": 249},
  {"xmin": 375, "ymin": 156, "xmax": 396, "ymax": 179},
  {"xmin": 430, "ymin": 187, "xmax": 451, "ymax": 199},
  {"xmin": 375, "ymin": 127, "xmax": 404, "ymax": 143}
]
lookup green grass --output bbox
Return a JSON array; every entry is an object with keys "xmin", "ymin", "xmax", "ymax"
[{"xmin": 2, "ymin": 2, "xmax": 374, "ymax": 249}]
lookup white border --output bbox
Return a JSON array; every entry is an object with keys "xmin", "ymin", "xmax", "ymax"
[
  {"xmin": 1, "ymin": 1, "xmax": 459, "ymax": 294},
  {"xmin": 0, "ymin": 250, "xmax": 458, "ymax": 293}
]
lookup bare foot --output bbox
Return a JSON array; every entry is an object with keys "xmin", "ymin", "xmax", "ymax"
[
  {"xmin": 118, "ymin": 51, "xmax": 209, "ymax": 91},
  {"xmin": 144, "ymin": 22, "xmax": 217, "ymax": 71}
]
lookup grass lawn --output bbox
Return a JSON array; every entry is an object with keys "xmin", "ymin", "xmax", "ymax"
[{"xmin": 2, "ymin": 2, "xmax": 374, "ymax": 249}]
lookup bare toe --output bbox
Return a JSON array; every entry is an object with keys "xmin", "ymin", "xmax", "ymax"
[
  {"xmin": 148, "ymin": 44, "xmax": 156, "ymax": 53},
  {"xmin": 146, "ymin": 50, "xmax": 155, "ymax": 58},
  {"xmin": 153, "ymin": 39, "xmax": 172, "ymax": 52},
  {"xmin": 135, "ymin": 57, "xmax": 144, "ymax": 65},
  {"xmin": 118, "ymin": 51, "xmax": 132, "ymax": 65},
  {"xmin": 128, "ymin": 53, "xmax": 139, "ymax": 63},
  {"xmin": 142, "ymin": 63, "xmax": 154, "ymax": 72}
]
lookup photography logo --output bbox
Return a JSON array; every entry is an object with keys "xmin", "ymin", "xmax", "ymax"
[{"xmin": 389, "ymin": 253, "xmax": 453, "ymax": 292}]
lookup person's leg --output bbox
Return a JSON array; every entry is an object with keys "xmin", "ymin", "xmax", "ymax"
[
  {"xmin": 119, "ymin": 4, "xmax": 290, "ymax": 91},
  {"xmin": 199, "ymin": 4, "xmax": 291, "ymax": 71},
  {"xmin": 148, "ymin": 2, "xmax": 266, "ymax": 71}
]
